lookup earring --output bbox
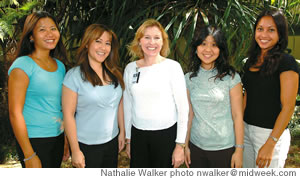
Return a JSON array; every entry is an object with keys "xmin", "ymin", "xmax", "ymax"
[{"xmin": 30, "ymin": 39, "xmax": 34, "ymax": 43}]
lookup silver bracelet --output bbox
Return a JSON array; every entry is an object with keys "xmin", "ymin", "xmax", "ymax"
[
  {"xmin": 23, "ymin": 152, "xmax": 36, "ymax": 162},
  {"xmin": 269, "ymin": 135, "xmax": 278, "ymax": 142},
  {"xmin": 235, "ymin": 144, "xmax": 244, "ymax": 149}
]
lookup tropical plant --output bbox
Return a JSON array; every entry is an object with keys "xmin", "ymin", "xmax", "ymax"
[
  {"xmin": 0, "ymin": 0, "xmax": 299, "ymax": 164},
  {"xmin": 1, "ymin": 0, "xmax": 300, "ymax": 68},
  {"xmin": 42, "ymin": 0, "xmax": 300, "ymax": 71}
]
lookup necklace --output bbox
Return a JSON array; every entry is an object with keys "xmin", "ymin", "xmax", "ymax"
[{"xmin": 30, "ymin": 54, "xmax": 53, "ymax": 70}]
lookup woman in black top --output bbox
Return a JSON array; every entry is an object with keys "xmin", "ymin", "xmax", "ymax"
[{"xmin": 242, "ymin": 9, "xmax": 299, "ymax": 168}]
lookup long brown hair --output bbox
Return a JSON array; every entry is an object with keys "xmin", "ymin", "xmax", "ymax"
[
  {"xmin": 14, "ymin": 11, "xmax": 67, "ymax": 62},
  {"xmin": 76, "ymin": 24, "xmax": 124, "ymax": 89}
]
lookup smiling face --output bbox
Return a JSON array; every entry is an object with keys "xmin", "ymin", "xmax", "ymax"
[
  {"xmin": 139, "ymin": 26, "xmax": 163, "ymax": 58},
  {"xmin": 87, "ymin": 31, "xmax": 112, "ymax": 64},
  {"xmin": 197, "ymin": 35, "xmax": 220, "ymax": 70},
  {"xmin": 30, "ymin": 17, "xmax": 60, "ymax": 52},
  {"xmin": 255, "ymin": 16, "xmax": 279, "ymax": 53}
]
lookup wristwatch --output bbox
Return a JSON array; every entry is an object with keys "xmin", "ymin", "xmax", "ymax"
[{"xmin": 176, "ymin": 143, "xmax": 186, "ymax": 149}]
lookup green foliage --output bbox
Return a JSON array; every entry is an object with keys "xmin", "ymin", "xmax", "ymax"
[
  {"xmin": 153, "ymin": 0, "xmax": 260, "ymax": 71},
  {"xmin": 0, "ymin": 0, "xmax": 300, "ymax": 164},
  {"xmin": 289, "ymin": 106, "xmax": 300, "ymax": 135},
  {"xmin": 0, "ymin": 82, "xmax": 15, "ymax": 163},
  {"xmin": 0, "ymin": 0, "xmax": 41, "ymax": 42},
  {"xmin": 1, "ymin": 0, "xmax": 300, "ymax": 66},
  {"xmin": 41, "ymin": 0, "xmax": 173, "ymax": 67},
  {"xmin": 0, "ymin": 0, "xmax": 19, "ymax": 7},
  {"xmin": 1, "ymin": 0, "xmax": 298, "ymax": 69}
]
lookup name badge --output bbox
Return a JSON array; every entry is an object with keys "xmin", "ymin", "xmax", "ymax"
[{"xmin": 132, "ymin": 72, "xmax": 140, "ymax": 84}]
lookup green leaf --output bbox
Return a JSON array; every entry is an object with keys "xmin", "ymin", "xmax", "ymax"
[
  {"xmin": 12, "ymin": 0, "xmax": 19, "ymax": 6},
  {"xmin": 223, "ymin": 0, "xmax": 232, "ymax": 23},
  {"xmin": 199, "ymin": 9, "xmax": 209, "ymax": 25},
  {"xmin": 182, "ymin": 10, "xmax": 198, "ymax": 57}
]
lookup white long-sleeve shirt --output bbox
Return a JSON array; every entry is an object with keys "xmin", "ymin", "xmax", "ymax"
[{"xmin": 123, "ymin": 58, "xmax": 189, "ymax": 143}]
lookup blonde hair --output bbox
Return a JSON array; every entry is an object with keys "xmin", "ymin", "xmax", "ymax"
[{"xmin": 128, "ymin": 19, "xmax": 170, "ymax": 59}]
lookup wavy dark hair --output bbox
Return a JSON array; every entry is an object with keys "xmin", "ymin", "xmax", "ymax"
[
  {"xmin": 244, "ymin": 9, "xmax": 288, "ymax": 75},
  {"xmin": 13, "ymin": 11, "xmax": 67, "ymax": 62},
  {"xmin": 76, "ymin": 24, "xmax": 124, "ymax": 89},
  {"xmin": 188, "ymin": 25, "xmax": 235, "ymax": 80}
]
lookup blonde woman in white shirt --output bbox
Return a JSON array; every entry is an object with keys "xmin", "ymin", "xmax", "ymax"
[{"xmin": 123, "ymin": 19, "xmax": 189, "ymax": 168}]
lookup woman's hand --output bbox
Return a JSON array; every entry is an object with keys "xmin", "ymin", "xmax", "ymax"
[
  {"xmin": 125, "ymin": 139, "xmax": 131, "ymax": 159},
  {"xmin": 256, "ymin": 140, "xmax": 276, "ymax": 168},
  {"xmin": 71, "ymin": 150, "xmax": 85, "ymax": 168},
  {"xmin": 184, "ymin": 146, "xmax": 191, "ymax": 168},
  {"xmin": 25, "ymin": 155, "xmax": 42, "ymax": 168},
  {"xmin": 172, "ymin": 144, "xmax": 184, "ymax": 168},
  {"xmin": 118, "ymin": 132, "xmax": 125, "ymax": 153},
  {"xmin": 231, "ymin": 148, "xmax": 243, "ymax": 168},
  {"xmin": 62, "ymin": 136, "xmax": 70, "ymax": 161}
]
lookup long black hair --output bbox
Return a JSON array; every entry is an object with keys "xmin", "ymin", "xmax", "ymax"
[
  {"xmin": 188, "ymin": 25, "xmax": 235, "ymax": 80},
  {"xmin": 14, "ymin": 11, "xmax": 67, "ymax": 62},
  {"xmin": 244, "ymin": 9, "xmax": 288, "ymax": 75}
]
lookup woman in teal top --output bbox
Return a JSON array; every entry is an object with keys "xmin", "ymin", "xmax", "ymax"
[
  {"xmin": 184, "ymin": 26, "xmax": 244, "ymax": 168},
  {"xmin": 62, "ymin": 24, "xmax": 125, "ymax": 168},
  {"xmin": 8, "ymin": 11, "xmax": 68, "ymax": 168}
]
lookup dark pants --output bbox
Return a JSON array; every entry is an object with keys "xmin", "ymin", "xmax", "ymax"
[
  {"xmin": 130, "ymin": 123, "xmax": 176, "ymax": 168},
  {"xmin": 189, "ymin": 141, "xmax": 235, "ymax": 168},
  {"xmin": 78, "ymin": 136, "xmax": 118, "ymax": 168},
  {"xmin": 16, "ymin": 133, "xmax": 64, "ymax": 168}
]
